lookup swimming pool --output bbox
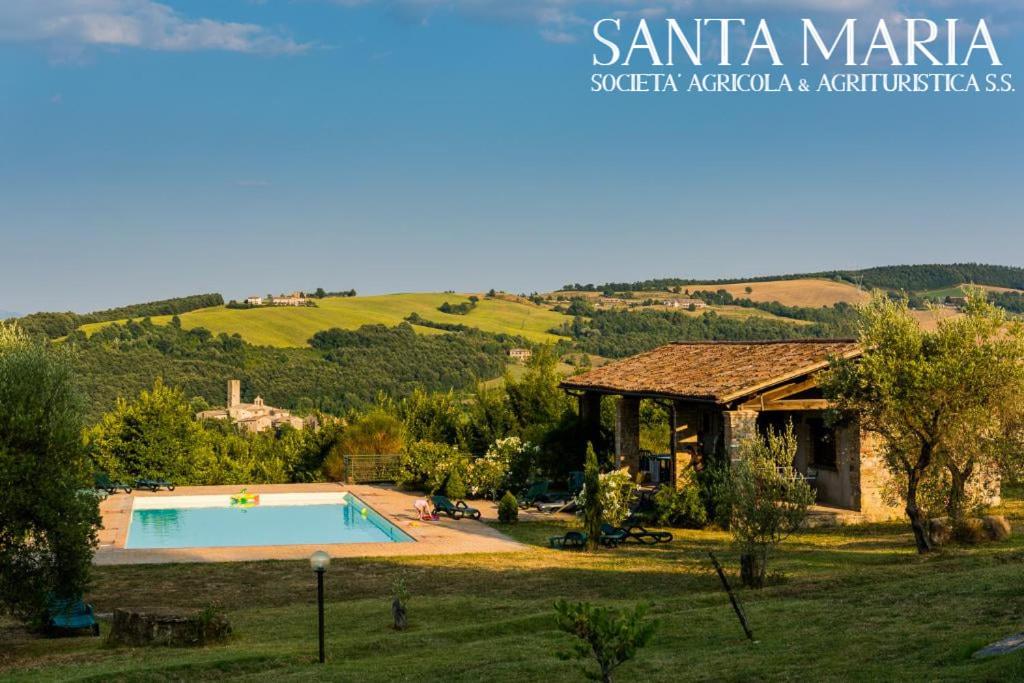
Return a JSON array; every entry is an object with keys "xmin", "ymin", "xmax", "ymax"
[{"xmin": 125, "ymin": 492, "xmax": 413, "ymax": 549}]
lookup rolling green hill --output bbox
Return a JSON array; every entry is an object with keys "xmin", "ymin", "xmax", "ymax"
[{"xmin": 78, "ymin": 293, "xmax": 568, "ymax": 347}]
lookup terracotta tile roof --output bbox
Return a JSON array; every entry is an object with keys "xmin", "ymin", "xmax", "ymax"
[{"xmin": 560, "ymin": 340, "xmax": 861, "ymax": 403}]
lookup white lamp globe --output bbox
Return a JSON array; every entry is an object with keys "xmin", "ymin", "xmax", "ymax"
[{"xmin": 310, "ymin": 550, "xmax": 331, "ymax": 572}]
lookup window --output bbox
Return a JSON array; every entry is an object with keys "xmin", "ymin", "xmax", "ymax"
[{"xmin": 807, "ymin": 417, "xmax": 837, "ymax": 470}]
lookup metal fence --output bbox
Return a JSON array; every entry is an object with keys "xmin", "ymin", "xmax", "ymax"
[{"xmin": 342, "ymin": 454, "xmax": 403, "ymax": 483}]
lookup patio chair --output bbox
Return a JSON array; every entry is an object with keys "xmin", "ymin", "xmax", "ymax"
[
  {"xmin": 431, "ymin": 495, "xmax": 482, "ymax": 520},
  {"xmin": 549, "ymin": 530, "xmax": 588, "ymax": 549},
  {"xmin": 46, "ymin": 597, "xmax": 100, "ymax": 637},
  {"xmin": 518, "ymin": 480, "xmax": 550, "ymax": 508},
  {"xmin": 134, "ymin": 478, "xmax": 175, "ymax": 492},
  {"xmin": 94, "ymin": 472, "xmax": 132, "ymax": 495}
]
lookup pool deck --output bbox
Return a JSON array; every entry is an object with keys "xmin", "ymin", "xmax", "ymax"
[{"xmin": 95, "ymin": 483, "xmax": 527, "ymax": 565}]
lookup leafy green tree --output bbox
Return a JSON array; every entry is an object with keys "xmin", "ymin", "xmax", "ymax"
[
  {"xmin": 821, "ymin": 292, "xmax": 1024, "ymax": 551},
  {"xmin": 726, "ymin": 425, "xmax": 814, "ymax": 588},
  {"xmin": 86, "ymin": 378, "xmax": 213, "ymax": 483},
  {"xmin": 0, "ymin": 323, "xmax": 100, "ymax": 625},
  {"xmin": 505, "ymin": 345, "xmax": 574, "ymax": 450},
  {"xmin": 398, "ymin": 388, "xmax": 468, "ymax": 450},
  {"xmin": 554, "ymin": 600, "xmax": 657, "ymax": 683},
  {"xmin": 324, "ymin": 410, "xmax": 405, "ymax": 480},
  {"xmin": 581, "ymin": 443, "xmax": 603, "ymax": 551}
]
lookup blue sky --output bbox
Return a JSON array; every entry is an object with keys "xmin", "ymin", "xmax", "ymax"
[{"xmin": 0, "ymin": 1, "xmax": 1022, "ymax": 314}]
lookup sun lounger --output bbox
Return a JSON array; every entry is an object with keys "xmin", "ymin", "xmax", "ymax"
[
  {"xmin": 549, "ymin": 530, "xmax": 587, "ymax": 549},
  {"xmin": 134, "ymin": 478, "xmax": 175, "ymax": 492},
  {"xmin": 518, "ymin": 481, "xmax": 550, "ymax": 508},
  {"xmin": 94, "ymin": 473, "xmax": 132, "ymax": 495},
  {"xmin": 599, "ymin": 524, "xmax": 628, "ymax": 548},
  {"xmin": 535, "ymin": 499, "xmax": 577, "ymax": 514},
  {"xmin": 623, "ymin": 522, "xmax": 673, "ymax": 544},
  {"xmin": 431, "ymin": 495, "xmax": 481, "ymax": 520}
]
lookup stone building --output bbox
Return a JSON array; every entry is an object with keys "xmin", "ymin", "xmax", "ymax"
[
  {"xmin": 560, "ymin": 340, "xmax": 903, "ymax": 523},
  {"xmin": 507, "ymin": 348, "xmax": 532, "ymax": 362},
  {"xmin": 196, "ymin": 379, "xmax": 310, "ymax": 433},
  {"xmin": 270, "ymin": 292, "xmax": 308, "ymax": 306},
  {"xmin": 663, "ymin": 298, "xmax": 707, "ymax": 309}
]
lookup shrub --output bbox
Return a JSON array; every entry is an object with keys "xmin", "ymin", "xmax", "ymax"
[
  {"xmin": 391, "ymin": 575, "xmax": 409, "ymax": 631},
  {"xmin": 445, "ymin": 466, "xmax": 468, "ymax": 499},
  {"xmin": 576, "ymin": 465, "xmax": 637, "ymax": 528},
  {"xmin": 498, "ymin": 491, "xmax": 519, "ymax": 523},
  {"xmin": 697, "ymin": 461, "xmax": 732, "ymax": 527},
  {"xmin": 726, "ymin": 425, "xmax": 814, "ymax": 588},
  {"xmin": 397, "ymin": 440, "xmax": 468, "ymax": 493},
  {"xmin": 554, "ymin": 600, "xmax": 657, "ymax": 683},
  {"xmin": 653, "ymin": 476, "xmax": 708, "ymax": 528}
]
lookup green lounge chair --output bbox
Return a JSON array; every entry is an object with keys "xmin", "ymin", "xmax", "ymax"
[
  {"xmin": 46, "ymin": 597, "xmax": 99, "ymax": 637},
  {"xmin": 518, "ymin": 480, "xmax": 550, "ymax": 508},
  {"xmin": 94, "ymin": 473, "xmax": 132, "ymax": 495},
  {"xmin": 135, "ymin": 478, "xmax": 175, "ymax": 492},
  {"xmin": 431, "ymin": 495, "xmax": 481, "ymax": 520},
  {"xmin": 623, "ymin": 522, "xmax": 673, "ymax": 545},
  {"xmin": 599, "ymin": 524, "xmax": 628, "ymax": 548},
  {"xmin": 549, "ymin": 530, "xmax": 588, "ymax": 549}
]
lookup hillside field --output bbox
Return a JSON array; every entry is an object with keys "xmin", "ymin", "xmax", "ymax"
[
  {"xmin": 79, "ymin": 294, "xmax": 568, "ymax": 347},
  {"xmin": 688, "ymin": 278, "xmax": 870, "ymax": 307}
]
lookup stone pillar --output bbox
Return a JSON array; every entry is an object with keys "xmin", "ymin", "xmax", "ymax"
[
  {"xmin": 578, "ymin": 392, "xmax": 602, "ymax": 453},
  {"xmin": 723, "ymin": 410, "xmax": 758, "ymax": 462},
  {"xmin": 615, "ymin": 396, "xmax": 641, "ymax": 475},
  {"xmin": 673, "ymin": 401, "xmax": 701, "ymax": 488}
]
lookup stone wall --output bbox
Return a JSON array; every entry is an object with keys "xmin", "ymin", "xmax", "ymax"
[{"xmin": 856, "ymin": 428, "xmax": 902, "ymax": 521}]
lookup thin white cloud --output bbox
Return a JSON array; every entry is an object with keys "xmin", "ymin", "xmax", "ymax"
[
  {"xmin": 326, "ymin": 0, "xmax": 1023, "ymax": 43},
  {"xmin": 0, "ymin": 1, "xmax": 308, "ymax": 57}
]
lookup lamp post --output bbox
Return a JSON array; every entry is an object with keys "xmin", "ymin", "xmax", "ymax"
[{"xmin": 309, "ymin": 550, "xmax": 330, "ymax": 663}]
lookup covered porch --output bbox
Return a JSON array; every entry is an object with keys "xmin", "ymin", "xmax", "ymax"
[{"xmin": 561, "ymin": 340, "xmax": 896, "ymax": 520}]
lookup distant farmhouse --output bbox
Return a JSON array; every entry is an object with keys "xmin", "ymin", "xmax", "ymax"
[
  {"xmin": 244, "ymin": 292, "xmax": 310, "ymax": 307},
  {"xmin": 507, "ymin": 347, "xmax": 532, "ymax": 363},
  {"xmin": 663, "ymin": 298, "xmax": 707, "ymax": 310},
  {"xmin": 197, "ymin": 380, "xmax": 311, "ymax": 433}
]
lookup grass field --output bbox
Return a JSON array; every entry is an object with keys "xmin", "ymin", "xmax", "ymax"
[
  {"xmin": 689, "ymin": 278, "xmax": 871, "ymax": 307},
  {"xmin": 78, "ymin": 294, "xmax": 569, "ymax": 347},
  {"xmin": 921, "ymin": 284, "xmax": 1024, "ymax": 300},
  {"xmin": 4, "ymin": 491, "xmax": 1024, "ymax": 681},
  {"xmin": 554, "ymin": 279, "xmax": 869, "ymax": 309}
]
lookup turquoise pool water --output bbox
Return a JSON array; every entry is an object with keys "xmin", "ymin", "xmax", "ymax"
[{"xmin": 125, "ymin": 494, "xmax": 412, "ymax": 549}]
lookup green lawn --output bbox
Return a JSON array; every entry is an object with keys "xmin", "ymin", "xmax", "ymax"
[
  {"xmin": 77, "ymin": 294, "xmax": 568, "ymax": 347},
  {"xmin": 5, "ymin": 491, "xmax": 1024, "ymax": 681}
]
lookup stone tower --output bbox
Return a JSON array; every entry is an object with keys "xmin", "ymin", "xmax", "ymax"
[{"xmin": 227, "ymin": 379, "xmax": 241, "ymax": 407}]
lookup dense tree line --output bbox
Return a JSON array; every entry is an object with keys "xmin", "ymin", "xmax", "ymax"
[
  {"xmin": 551, "ymin": 309, "xmax": 845, "ymax": 358},
  {"xmin": 690, "ymin": 289, "xmax": 859, "ymax": 329},
  {"xmin": 12, "ymin": 293, "xmax": 224, "ymax": 339},
  {"xmin": 563, "ymin": 264, "xmax": 1024, "ymax": 294},
  {"xmin": 987, "ymin": 290, "xmax": 1024, "ymax": 314},
  {"xmin": 67, "ymin": 319, "xmax": 512, "ymax": 422}
]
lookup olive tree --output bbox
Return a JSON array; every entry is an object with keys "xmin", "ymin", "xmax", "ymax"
[
  {"xmin": 727, "ymin": 425, "xmax": 814, "ymax": 588},
  {"xmin": 820, "ymin": 292, "xmax": 1024, "ymax": 552},
  {"xmin": 0, "ymin": 323, "xmax": 100, "ymax": 625}
]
